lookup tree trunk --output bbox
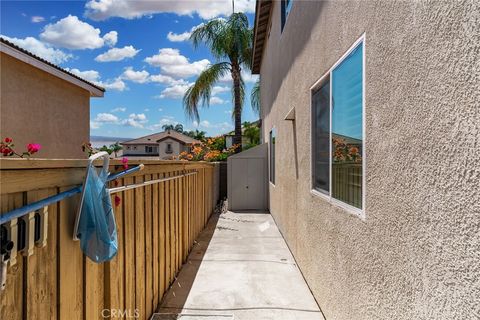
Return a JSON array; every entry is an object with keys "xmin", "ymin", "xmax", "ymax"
[{"xmin": 232, "ymin": 62, "xmax": 242, "ymax": 153}]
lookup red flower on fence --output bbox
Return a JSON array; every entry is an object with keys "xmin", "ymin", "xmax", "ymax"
[{"xmin": 1, "ymin": 137, "xmax": 41, "ymax": 158}]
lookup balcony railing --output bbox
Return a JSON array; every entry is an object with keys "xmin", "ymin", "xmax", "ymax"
[{"xmin": 0, "ymin": 159, "xmax": 219, "ymax": 320}]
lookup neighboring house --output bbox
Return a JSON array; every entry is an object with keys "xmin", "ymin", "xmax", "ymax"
[
  {"xmin": 121, "ymin": 130, "xmax": 201, "ymax": 159},
  {"xmin": 0, "ymin": 38, "xmax": 104, "ymax": 158},
  {"xmin": 252, "ymin": 1, "xmax": 479, "ymax": 320}
]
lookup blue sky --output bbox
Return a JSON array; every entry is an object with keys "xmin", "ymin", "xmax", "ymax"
[{"xmin": 0, "ymin": 0, "xmax": 258, "ymax": 138}]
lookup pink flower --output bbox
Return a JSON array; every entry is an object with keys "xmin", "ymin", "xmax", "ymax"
[
  {"xmin": 121, "ymin": 157, "xmax": 128, "ymax": 169},
  {"xmin": 4, "ymin": 137, "xmax": 12, "ymax": 143},
  {"xmin": 114, "ymin": 195, "xmax": 121, "ymax": 207},
  {"xmin": 27, "ymin": 143, "xmax": 41, "ymax": 154},
  {"xmin": 1, "ymin": 146, "xmax": 12, "ymax": 156}
]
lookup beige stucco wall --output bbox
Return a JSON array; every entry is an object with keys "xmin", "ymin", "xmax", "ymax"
[
  {"xmin": 260, "ymin": 1, "xmax": 480, "ymax": 319},
  {"xmin": 159, "ymin": 138, "xmax": 188, "ymax": 159},
  {"xmin": 123, "ymin": 144, "xmax": 159, "ymax": 156},
  {"xmin": 1, "ymin": 53, "xmax": 91, "ymax": 158}
]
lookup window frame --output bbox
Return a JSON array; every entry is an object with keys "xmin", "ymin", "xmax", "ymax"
[
  {"xmin": 309, "ymin": 34, "xmax": 366, "ymax": 218},
  {"xmin": 166, "ymin": 143, "xmax": 173, "ymax": 154},
  {"xmin": 269, "ymin": 127, "xmax": 276, "ymax": 186}
]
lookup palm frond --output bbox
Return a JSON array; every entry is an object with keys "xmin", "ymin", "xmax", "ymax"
[
  {"xmin": 183, "ymin": 62, "xmax": 231, "ymax": 121},
  {"xmin": 250, "ymin": 79, "xmax": 260, "ymax": 116}
]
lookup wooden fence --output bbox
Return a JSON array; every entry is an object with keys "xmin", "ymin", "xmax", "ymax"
[{"xmin": 0, "ymin": 159, "xmax": 219, "ymax": 320}]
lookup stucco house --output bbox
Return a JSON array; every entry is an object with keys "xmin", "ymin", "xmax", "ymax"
[
  {"xmin": 121, "ymin": 130, "xmax": 201, "ymax": 159},
  {"xmin": 0, "ymin": 38, "xmax": 104, "ymax": 159},
  {"xmin": 252, "ymin": 1, "xmax": 479, "ymax": 319}
]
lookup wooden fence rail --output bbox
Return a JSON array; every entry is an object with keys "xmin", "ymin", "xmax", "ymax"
[{"xmin": 0, "ymin": 159, "xmax": 219, "ymax": 320}]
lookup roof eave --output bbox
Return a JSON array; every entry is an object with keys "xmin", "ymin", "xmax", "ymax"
[
  {"xmin": 0, "ymin": 40, "xmax": 105, "ymax": 97},
  {"xmin": 251, "ymin": 0, "xmax": 273, "ymax": 74}
]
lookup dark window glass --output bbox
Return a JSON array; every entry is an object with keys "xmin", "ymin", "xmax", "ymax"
[
  {"xmin": 331, "ymin": 43, "xmax": 363, "ymax": 209},
  {"xmin": 269, "ymin": 129, "xmax": 276, "ymax": 184},
  {"xmin": 312, "ymin": 79, "xmax": 330, "ymax": 193}
]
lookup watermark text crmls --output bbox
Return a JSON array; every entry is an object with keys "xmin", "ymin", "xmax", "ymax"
[{"xmin": 102, "ymin": 309, "xmax": 140, "ymax": 319}]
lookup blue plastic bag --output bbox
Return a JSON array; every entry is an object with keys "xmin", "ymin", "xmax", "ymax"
[{"xmin": 76, "ymin": 163, "xmax": 118, "ymax": 263}]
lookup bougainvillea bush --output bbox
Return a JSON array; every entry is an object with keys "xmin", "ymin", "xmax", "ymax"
[
  {"xmin": 0, "ymin": 137, "xmax": 41, "ymax": 158},
  {"xmin": 178, "ymin": 136, "xmax": 239, "ymax": 162},
  {"xmin": 332, "ymin": 137, "xmax": 362, "ymax": 163}
]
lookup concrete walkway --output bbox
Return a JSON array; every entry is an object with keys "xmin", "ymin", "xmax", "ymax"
[{"xmin": 154, "ymin": 211, "xmax": 325, "ymax": 320}]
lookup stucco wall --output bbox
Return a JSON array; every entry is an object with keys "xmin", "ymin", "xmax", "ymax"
[
  {"xmin": 259, "ymin": 1, "xmax": 480, "ymax": 319},
  {"xmin": 159, "ymin": 138, "xmax": 187, "ymax": 159},
  {"xmin": 1, "ymin": 53, "xmax": 91, "ymax": 159},
  {"xmin": 123, "ymin": 144, "xmax": 159, "ymax": 156}
]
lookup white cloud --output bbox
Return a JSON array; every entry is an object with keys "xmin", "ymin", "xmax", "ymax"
[
  {"xmin": 111, "ymin": 107, "xmax": 126, "ymax": 113},
  {"xmin": 219, "ymin": 70, "xmax": 258, "ymax": 83},
  {"xmin": 94, "ymin": 113, "xmax": 119, "ymax": 123},
  {"xmin": 241, "ymin": 70, "xmax": 259, "ymax": 83},
  {"xmin": 40, "ymin": 15, "xmax": 117, "ymax": 50},
  {"xmin": 149, "ymin": 74, "xmax": 186, "ymax": 85},
  {"xmin": 158, "ymin": 108, "xmax": 163, "ymax": 112},
  {"xmin": 90, "ymin": 121, "xmax": 100, "ymax": 129},
  {"xmin": 157, "ymin": 83, "xmax": 191, "ymax": 99},
  {"xmin": 85, "ymin": 0, "xmax": 255, "ymax": 20},
  {"xmin": 210, "ymin": 96, "xmax": 226, "ymax": 105},
  {"xmin": 200, "ymin": 120, "xmax": 211, "ymax": 128},
  {"xmin": 103, "ymin": 30, "xmax": 118, "ymax": 47},
  {"xmin": 121, "ymin": 67, "xmax": 150, "ymax": 83},
  {"xmin": 166, "ymin": 23, "xmax": 203, "ymax": 42},
  {"xmin": 144, "ymin": 108, "xmax": 150, "ymax": 112},
  {"xmin": 65, "ymin": 68, "xmax": 100, "ymax": 82},
  {"xmin": 145, "ymin": 48, "xmax": 210, "ymax": 78},
  {"xmin": 1, "ymin": 35, "xmax": 72, "ymax": 64},
  {"xmin": 92, "ymin": 112, "xmax": 148, "ymax": 128},
  {"xmin": 148, "ymin": 117, "xmax": 179, "ymax": 131},
  {"xmin": 166, "ymin": 31, "xmax": 191, "ymax": 42},
  {"xmin": 95, "ymin": 45, "xmax": 139, "ymax": 62},
  {"xmin": 212, "ymin": 86, "xmax": 230, "ymax": 95},
  {"xmin": 122, "ymin": 113, "xmax": 148, "ymax": 128},
  {"xmin": 194, "ymin": 120, "xmax": 233, "ymax": 133},
  {"xmin": 31, "ymin": 16, "xmax": 45, "ymax": 23},
  {"xmin": 64, "ymin": 68, "xmax": 126, "ymax": 91},
  {"xmin": 99, "ymin": 78, "xmax": 127, "ymax": 91}
]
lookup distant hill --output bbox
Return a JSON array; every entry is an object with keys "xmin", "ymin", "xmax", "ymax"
[{"xmin": 90, "ymin": 135, "xmax": 131, "ymax": 148}]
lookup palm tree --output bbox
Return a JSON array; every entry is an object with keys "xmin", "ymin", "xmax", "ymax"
[
  {"xmin": 162, "ymin": 124, "xmax": 175, "ymax": 131},
  {"xmin": 184, "ymin": 13, "xmax": 253, "ymax": 152},
  {"xmin": 243, "ymin": 121, "xmax": 260, "ymax": 145},
  {"xmin": 193, "ymin": 129, "xmax": 206, "ymax": 141},
  {"xmin": 109, "ymin": 142, "xmax": 123, "ymax": 158},
  {"xmin": 174, "ymin": 123, "xmax": 184, "ymax": 133}
]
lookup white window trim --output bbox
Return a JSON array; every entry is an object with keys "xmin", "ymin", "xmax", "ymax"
[{"xmin": 309, "ymin": 33, "xmax": 366, "ymax": 220}]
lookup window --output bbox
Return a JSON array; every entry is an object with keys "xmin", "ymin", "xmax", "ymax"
[
  {"xmin": 312, "ymin": 79, "xmax": 330, "ymax": 194},
  {"xmin": 281, "ymin": 0, "xmax": 293, "ymax": 31},
  {"xmin": 145, "ymin": 146, "xmax": 153, "ymax": 153},
  {"xmin": 166, "ymin": 143, "xmax": 173, "ymax": 154},
  {"xmin": 269, "ymin": 128, "xmax": 276, "ymax": 184},
  {"xmin": 127, "ymin": 146, "xmax": 130, "ymax": 150},
  {"xmin": 311, "ymin": 37, "xmax": 364, "ymax": 212}
]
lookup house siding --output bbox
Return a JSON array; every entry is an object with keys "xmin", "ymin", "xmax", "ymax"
[
  {"xmin": 123, "ymin": 144, "xmax": 159, "ymax": 156},
  {"xmin": 0, "ymin": 52, "xmax": 91, "ymax": 159},
  {"xmin": 159, "ymin": 138, "xmax": 187, "ymax": 159},
  {"xmin": 259, "ymin": 1, "xmax": 480, "ymax": 320}
]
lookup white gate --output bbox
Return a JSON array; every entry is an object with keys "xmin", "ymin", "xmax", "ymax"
[{"xmin": 227, "ymin": 144, "xmax": 268, "ymax": 211}]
